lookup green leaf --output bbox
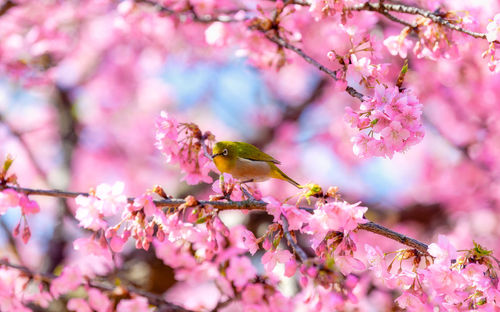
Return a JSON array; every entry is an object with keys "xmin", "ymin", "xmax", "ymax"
[
  {"xmin": 273, "ymin": 237, "xmax": 281, "ymax": 249},
  {"xmin": 196, "ymin": 216, "xmax": 207, "ymax": 224},
  {"xmin": 473, "ymin": 241, "xmax": 492, "ymax": 256},
  {"xmin": 2, "ymin": 154, "xmax": 14, "ymax": 174}
]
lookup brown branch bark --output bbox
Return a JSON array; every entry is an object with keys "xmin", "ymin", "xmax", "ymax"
[
  {"xmin": 264, "ymin": 34, "xmax": 365, "ymax": 101},
  {"xmin": 0, "ymin": 0, "xmax": 15, "ymax": 17},
  {"xmin": 281, "ymin": 215, "xmax": 309, "ymax": 262},
  {"xmin": 1, "ymin": 184, "xmax": 429, "ymax": 254},
  {"xmin": 348, "ymin": 2, "xmax": 497, "ymax": 43},
  {"xmin": 0, "ymin": 259, "xmax": 192, "ymax": 312}
]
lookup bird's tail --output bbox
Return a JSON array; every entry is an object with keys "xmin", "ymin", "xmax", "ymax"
[{"xmin": 271, "ymin": 164, "xmax": 302, "ymax": 188}]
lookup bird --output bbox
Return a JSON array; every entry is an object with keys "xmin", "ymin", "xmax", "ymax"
[{"xmin": 211, "ymin": 141, "xmax": 301, "ymax": 188}]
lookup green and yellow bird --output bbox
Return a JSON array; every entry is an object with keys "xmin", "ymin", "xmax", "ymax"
[{"xmin": 211, "ymin": 141, "xmax": 301, "ymax": 188}]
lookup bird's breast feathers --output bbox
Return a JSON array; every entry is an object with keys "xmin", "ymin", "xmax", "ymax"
[
  {"xmin": 232, "ymin": 157, "xmax": 273, "ymax": 181},
  {"xmin": 214, "ymin": 156, "xmax": 272, "ymax": 182}
]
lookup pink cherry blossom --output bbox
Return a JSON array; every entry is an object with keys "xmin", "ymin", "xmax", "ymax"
[
  {"xmin": 384, "ymin": 35, "xmax": 413, "ymax": 59},
  {"xmin": 0, "ymin": 189, "xmax": 20, "ymax": 214},
  {"xmin": 427, "ymin": 235, "xmax": 457, "ymax": 264},
  {"xmin": 241, "ymin": 229, "xmax": 259, "ymax": 255},
  {"xmin": 281, "ymin": 205, "xmax": 309, "ymax": 231},
  {"xmin": 350, "ymin": 54, "xmax": 374, "ymax": 78},
  {"xmin": 205, "ymin": 22, "xmax": 227, "ymax": 46},
  {"xmin": 95, "ymin": 181, "xmax": 127, "ymax": 216},
  {"xmin": 132, "ymin": 193, "xmax": 157, "ymax": 218},
  {"xmin": 67, "ymin": 298, "xmax": 92, "ymax": 312},
  {"xmin": 242, "ymin": 283, "xmax": 265, "ymax": 304},
  {"xmin": 73, "ymin": 236, "xmax": 112, "ymax": 262},
  {"xmin": 155, "ymin": 111, "xmax": 179, "ymax": 162},
  {"xmin": 380, "ymin": 121, "xmax": 410, "ymax": 150},
  {"xmin": 0, "ymin": 190, "xmax": 39, "ymax": 215},
  {"xmin": 75, "ymin": 195, "xmax": 107, "ymax": 231},
  {"xmin": 116, "ymin": 296, "xmax": 150, "ymax": 312},
  {"xmin": 345, "ymin": 85, "xmax": 424, "ymax": 158},
  {"xmin": 486, "ymin": 14, "xmax": 500, "ymax": 42},
  {"xmin": 226, "ymin": 256, "xmax": 257, "ymax": 288},
  {"xmin": 88, "ymin": 288, "xmax": 112, "ymax": 312},
  {"xmin": 50, "ymin": 266, "xmax": 84, "ymax": 298},
  {"xmin": 264, "ymin": 196, "xmax": 283, "ymax": 222},
  {"xmin": 261, "ymin": 249, "xmax": 293, "ymax": 274}
]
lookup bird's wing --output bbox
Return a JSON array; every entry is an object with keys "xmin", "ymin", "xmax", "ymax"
[{"xmin": 235, "ymin": 142, "xmax": 281, "ymax": 164}]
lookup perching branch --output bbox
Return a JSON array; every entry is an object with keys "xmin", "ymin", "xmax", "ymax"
[
  {"xmin": 358, "ymin": 221, "xmax": 429, "ymax": 254},
  {"xmin": 1, "ymin": 184, "xmax": 429, "ymax": 254},
  {"xmin": 1, "ymin": 185, "xmax": 268, "ymax": 211},
  {"xmin": 135, "ymin": 0, "xmax": 243, "ymax": 23},
  {"xmin": 264, "ymin": 34, "xmax": 365, "ymax": 101},
  {"xmin": 0, "ymin": 0, "xmax": 15, "ymax": 17},
  {"xmin": 348, "ymin": 2, "xmax": 498, "ymax": 43},
  {"xmin": 281, "ymin": 215, "xmax": 309, "ymax": 262},
  {"xmin": 0, "ymin": 259, "xmax": 192, "ymax": 312}
]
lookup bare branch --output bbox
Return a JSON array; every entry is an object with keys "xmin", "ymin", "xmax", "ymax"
[
  {"xmin": 0, "ymin": 259, "xmax": 192, "ymax": 312},
  {"xmin": 348, "ymin": 2, "xmax": 497, "ymax": 43},
  {"xmin": 264, "ymin": 34, "xmax": 365, "ymax": 101},
  {"xmin": 0, "ymin": 0, "xmax": 15, "ymax": 17},
  {"xmin": 135, "ymin": 0, "xmax": 244, "ymax": 23},
  {"xmin": 1, "ymin": 184, "xmax": 429, "ymax": 253},
  {"xmin": 281, "ymin": 215, "xmax": 309, "ymax": 262},
  {"xmin": 358, "ymin": 221, "xmax": 429, "ymax": 255},
  {"xmin": 1, "ymin": 185, "xmax": 268, "ymax": 211}
]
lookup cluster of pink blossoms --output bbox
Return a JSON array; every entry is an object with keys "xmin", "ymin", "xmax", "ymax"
[
  {"xmin": 345, "ymin": 84, "xmax": 424, "ymax": 158},
  {"xmin": 383, "ymin": 13, "xmax": 477, "ymax": 61},
  {"xmin": 74, "ymin": 181, "xmax": 127, "ymax": 231},
  {"xmin": 483, "ymin": 14, "xmax": 500, "ymax": 73},
  {"xmin": 155, "ymin": 111, "xmax": 213, "ymax": 185},
  {"xmin": 0, "ymin": 189, "xmax": 39, "ymax": 243},
  {"xmin": 309, "ymin": 0, "xmax": 360, "ymax": 21},
  {"xmin": 366, "ymin": 236, "xmax": 500, "ymax": 310}
]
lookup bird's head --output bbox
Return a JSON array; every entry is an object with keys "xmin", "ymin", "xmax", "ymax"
[{"xmin": 212, "ymin": 141, "xmax": 237, "ymax": 160}]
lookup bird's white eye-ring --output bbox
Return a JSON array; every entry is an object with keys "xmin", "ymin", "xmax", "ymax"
[{"xmin": 222, "ymin": 149, "xmax": 228, "ymax": 156}]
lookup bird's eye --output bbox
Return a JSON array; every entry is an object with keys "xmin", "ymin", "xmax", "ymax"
[{"xmin": 223, "ymin": 149, "xmax": 228, "ymax": 156}]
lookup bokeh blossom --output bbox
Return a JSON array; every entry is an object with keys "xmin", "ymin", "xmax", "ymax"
[{"xmin": 345, "ymin": 85, "xmax": 424, "ymax": 158}]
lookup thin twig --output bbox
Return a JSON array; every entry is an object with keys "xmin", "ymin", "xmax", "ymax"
[
  {"xmin": 358, "ymin": 221, "xmax": 429, "ymax": 255},
  {"xmin": 0, "ymin": 259, "xmax": 192, "ymax": 312},
  {"xmin": 135, "ymin": 0, "xmax": 244, "ymax": 23},
  {"xmin": 377, "ymin": 8, "xmax": 416, "ymax": 29},
  {"xmin": 1, "ymin": 185, "xmax": 268, "ymax": 211},
  {"xmin": 0, "ymin": 0, "xmax": 15, "ymax": 17},
  {"xmin": 264, "ymin": 34, "xmax": 365, "ymax": 101},
  {"xmin": 0, "ymin": 218, "xmax": 22, "ymax": 263},
  {"xmin": 0, "ymin": 185, "xmax": 429, "ymax": 253},
  {"xmin": 281, "ymin": 215, "xmax": 309, "ymax": 262},
  {"xmin": 348, "ymin": 2, "xmax": 497, "ymax": 43}
]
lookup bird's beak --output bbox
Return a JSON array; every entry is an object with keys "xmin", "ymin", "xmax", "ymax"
[{"xmin": 211, "ymin": 152, "xmax": 223, "ymax": 158}]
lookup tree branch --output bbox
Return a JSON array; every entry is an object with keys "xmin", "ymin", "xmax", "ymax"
[
  {"xmin": 358, "ymin": 221, "xmax": 428, "ymax": 254},
  {"xmin": 0, "ymin": 259, "xmax": 192, "ymax": 312},
  {"xmin": 1, "ymin": 185, "xmax": 268, "ymax": 211},
  {"xmin": 0, "ymin": 0, "xmax": 15, "ymax": 17},
  {"xmin": 348, "ymin": 2, "xmax": 497, "ymax": 43},
  {"xmin": 281, "ymin": 215, "xmax": 309, "ymax": 262},
  {"xmin": 264, "ymin": 34, "xmax": 365, "ymax": 101},
  {"xmin": 0, "ymin": 113, "xmax": 48, "ymax": 181},
  {"xmin": 0, "ymin": 184, "xmax": 429, "ymax": 254},
  {"xmin": 135, "ymin": 0, "xmax": 243, "ymax": 23}
]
